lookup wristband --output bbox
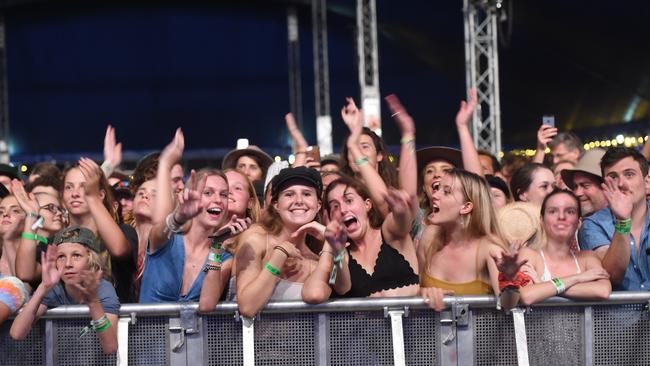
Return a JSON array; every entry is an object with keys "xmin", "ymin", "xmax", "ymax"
[
  {"xmin": 208, "ymin": 252, "xmax": 222, "ymax": 264},
  {"xmin": 79, "ymin": 314, "xmax": 111, "ymax": 338},
  {"xmin": 614, "ymin": 218, "xmax": 631, "ymax": 235},
  {"xmin": 25, "ymin": 212, "xmax": 38, "ymax": 218},
  {"xmin": 21, "ymin": 232, "xmax": 48, "ymax": 245},
  {"xmin": 264, "ymin": 262, "xmax": 281, "ymax": 277},
  {"xmin": 551, "ymin": 277, "xmax": 566, "ymax": 295},
  {"xmin": 165, "ymin": 212, "xmax": 184, "ymax": 233},
  {"xmin": 354, "ymin": 156, "xmax": 369, "ymax": 167},
  {"xmin": 273, "ymin": 245, "xmax": 290, "ymax": 258},
  {"xmin": 400, "ymin": 136, "xmax": 415, "ymax": 145},
  {"xmin": 95, "ymin": 318, "xmax": 112, "ymax": 333}
]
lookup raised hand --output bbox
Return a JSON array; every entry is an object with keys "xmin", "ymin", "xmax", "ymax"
[
  {"xmin": 175, "ymin": 170, "xmax": 208, "ymax": 223},
  {"xmin": 385, "ymin": 189, "xmax": 414, "ymax": 214},
  {"xmin": 385, "ymin": 94, "xmax": 415, "ymax": 137},
  {"xmin": 160, "ymin": 128, "xmax": 185, "ymax": 166},
  {"xmin": 40, "ymin": 244, "xmax": 63, "ymax": 289},
  {"xmin": 11, "ymin": 179, "xmax": 39, "ymax": 216},
  {"xmin": 77, "ymin": 158, "xmax": 103, "ymax": 198},
  {"xmin": 536, "ymin": 124, "xmax": 558, "ymax": 150},
  {"xmin": 285, "ymin": 113, "xmax": 309, "ymax": 151},
  {"xmin": 492, "ymin": 249, "xmax": 528, "ymax": 280},
  {"xmin": 455, "ymin": 88, "xmax": 478, "ymax": 129},
  {"xmin": 421, "ymin": 287, "xmax": 454, "ymax": 311},
  {"xmin": 72, "ymin": 270, "xmax": 102, "ymax": 304},
  {"xmin": 341, "ymin": 97, "xmax": 364, "ymax": 142},
  {"xmin": 291, "ymin": 221, "xmax": 326, "ymax": 242},
  {"xmin": 103, "ymin": 125, "xmax": 122, "ymax": 169},
  {"xmin": 602, "ymin": 176, "xmax": 633, "ymax": 220},
  {"xmin": 323, "ymin": 219, "xmax": 347, "ymax": 253}
]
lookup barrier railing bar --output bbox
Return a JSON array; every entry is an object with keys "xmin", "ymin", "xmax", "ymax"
[
  {"xmin": 34, "ymin": 292, "xmax": 650, "ymax": 318},
  {"xmin": 583, "ymin": 306, "xmax": 594, "ymax": 366},
  {"xmin": 387, "ymin": 309, "xmax": 406, "ymax": 366},
  {"xmin": 44, "ymin": 319, "xmax": 55, "ymax": 366},
  {"xmin": 314, "ymin": 313, "xmax": 330, "ymax": 366}
]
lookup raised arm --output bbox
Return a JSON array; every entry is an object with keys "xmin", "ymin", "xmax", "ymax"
[
  {"xmin": 385, "ymin": 94, "xmax": 418, "ymax": 214},
  {"xmin": 302, "ymin": 220, "xmax": 351, "ymax": 303},
  {"xmin": 100, "ymin": 125, "xmax": 122, "ymax": 177},
  {"xmin": 598, "ymin": 176, "xmax": 633, "ymax": 285},
  {"xmin": 149, "ymin": 169, "xmax": 206, "ymax": 252},
  {"xmin": 455, "ymin": 89, "xmax": 483, "ymax": 175},
  {"xmin": 532, "ymin": 124, "xmax": 558, "ymax": 164},
  {"xmin": 341, "ymin": 97, "xmax": 390, "ymax": 217},
  {"xmin": 12, "ymin": 180, "xmax": 42, "ymax": 281},
  {"xmin": 286, "ymin": 113, "xmax": 309, "ymax": 167},
  {"xmin": 154, "ymin": 129, "xmax": 184, "ymax": 226},
  {"xmin": 382, "ymin": 189, "xmax": 418, "ymax": 255},
  {"xmin": 78, "ymin": 158, "xmax": 130, "ymax": 259},
  {"xmin": 10, "ymin": 245, "xmax": 59, "ymax": 340}
]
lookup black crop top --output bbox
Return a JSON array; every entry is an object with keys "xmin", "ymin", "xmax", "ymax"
[{"xmin": 336, "ymin": 235, "xmax": 419, "ymax": 298}]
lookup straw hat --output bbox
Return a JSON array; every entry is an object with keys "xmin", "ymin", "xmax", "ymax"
[
  {"xmin": 560, "ymin": 148, "xmax": 605, "ymax": 190},
  {"xmin": 498, "ymin": 201, "xmax": 541, "ymax": 246}
]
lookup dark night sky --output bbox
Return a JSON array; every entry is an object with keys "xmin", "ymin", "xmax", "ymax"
[{"xmin": 3, "ymin": 0, "xmax": 650, "ymax": 161}]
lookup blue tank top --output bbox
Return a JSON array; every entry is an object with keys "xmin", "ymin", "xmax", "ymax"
[{"xmin": 139, "ymin": 233, "xmax": 232, "ymax": 303}]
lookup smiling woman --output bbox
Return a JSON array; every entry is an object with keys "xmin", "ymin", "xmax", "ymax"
[{"xmin": 233, "ymin": 167, "xmax": 331, "ymax": 318}]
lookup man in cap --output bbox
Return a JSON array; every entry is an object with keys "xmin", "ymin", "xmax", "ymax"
[
  {"xmin": 561, "ymin": 148, "xmax": 608, "ymax": 217},
  {"xmin": 578, "ymin": 147, "xmax": 650, "ymax": 290}
]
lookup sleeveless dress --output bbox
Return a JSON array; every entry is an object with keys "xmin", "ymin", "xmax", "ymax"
[{"xmin": 421, "ymin": 241, "xmax": 492, "ymax": 295}]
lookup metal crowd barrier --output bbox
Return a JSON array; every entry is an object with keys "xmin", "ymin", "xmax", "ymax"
[{"xmin": 1, "ymin": 292, "xmax": 650, "ymax": 365}]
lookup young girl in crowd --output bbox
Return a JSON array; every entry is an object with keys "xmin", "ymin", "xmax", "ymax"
[
  {"xmin": 517, "ymin": 189, "xmax": 611, "ymax": 304},
  {"xmin": 12, "ymin": 180, "xmax": 65, "ymax": 282},
  {"xmin": 419, "ymin": 169, "xmax": 522, "ymax": 311},
  {"xmin": 139, "ymin": 158, "xmax": 233, "ymax": 303},
  {"xmin": 312, "ymin": 176, "xmax": 419, "ymax": 299},
  {"xmin": 235, "ymin": 167, "xmax": 345, "ymax": 318},
  {"xmin": 510, "ymin": 163, "xmax": 555, "ymax": 206},
  {"xmin": 62, "ymin": 159, "xmax": 136, "ymax": 302},
  {"xmin": 0, "ymin": 194, "xmax": 30, "ymax": 325},
  {"xmin": 10, "ymin": 227, "xmax": 119, "ymax": 354}
]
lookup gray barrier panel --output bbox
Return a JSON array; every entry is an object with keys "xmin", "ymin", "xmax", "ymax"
[
  {"xmin": 128, "ymin": 316, "xmax": 169, "ymax": 366},
  {"xmin": 53, "ymin": 318, "xmax": 117, "ymax": 365},
  {"xmin": 206, "ymin": 314, "xmax": 244, "ymax": 366},
  {"xmin": 0, "ymin": 320, "xmax": 44, "ymax": 365},
  {"xmin": 593, "ymin": 303, "xmax": 650, "ymax": 366}
]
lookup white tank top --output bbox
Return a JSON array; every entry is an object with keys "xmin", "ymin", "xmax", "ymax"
[{"xmin": 539, "ymin": 250, "xmax": 581, "ymax": 282}]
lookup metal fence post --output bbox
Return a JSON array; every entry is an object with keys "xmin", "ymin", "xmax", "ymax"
[
  {"xmin": 314, "ymin": 313, "xmax": 330, "ymax": 366},
  {"xmin": 583, "ymin": 306, "xmax": 594, "ymax": 366},
  {"xmin": 455, "ymin": 305, "xmax": 475, "ymax": 366},
  {"xmin": 45, "ymin": 319, "xmax": 55, "ymax": 366},
  {"xmin": 116, "ymin": 316, "xmax": 132, "ymax": 366},
  {"xmin": 386, "ymin": 308, "xmax": 407, "ymax": 366}
]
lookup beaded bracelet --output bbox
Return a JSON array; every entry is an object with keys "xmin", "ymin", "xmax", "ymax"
[
  {"xmin": 203, "ymin": 263, "xmax": 222, "ymax": 272},
  {"xmin": 79, "ymin": 314, "xmax": 111, "ymax": 338},
  {"xmin": 273, "ymin": 245, "xmax": 290, "ymax": 258}
]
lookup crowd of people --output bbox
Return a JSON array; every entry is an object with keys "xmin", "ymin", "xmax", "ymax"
[{"xmin": 4, "ymin": 89, "xmax": 649, "ymax": 353}]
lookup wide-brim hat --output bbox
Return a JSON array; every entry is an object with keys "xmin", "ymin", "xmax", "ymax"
[
  {"xmin": 498, "ymin": 201, "xmax": 541, "ymax": 247},
  {"xmin": 222, "ymin": 145, "xmax": 273, "ymax": 173},
  {"xmin": 321, "ymin": 154, "xmax": 340, "ymax": 167},
  {"xmin": 416, "ymin": 147, "xmax": 463, "ymax": 173},
  {"xmin": 560, "ymin": 148, "xmax": 606, "ymax": 190}
]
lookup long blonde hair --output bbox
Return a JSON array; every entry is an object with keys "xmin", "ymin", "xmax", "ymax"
[{"xmin": 423, "ymin": 169, "xmax": 506, "ymax": 269}]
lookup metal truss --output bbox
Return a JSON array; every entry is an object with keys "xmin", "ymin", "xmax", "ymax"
[
  {"xmin": 0, "ymin": 15, "xmax": 9, "ymax": 163},
  {"xmin": 287, "ymin": 7, "xmax": 304, "ymax": 131},
  {"xmin": 356, "ymin": 0, "xmax": 381, "ymax": 135},
  {"xmin": 312, "ymin": 0, "xmax": 333, "ymax": 154},
  {"xmin": 463, "ymin": 0, "xmax": 502, "ymax": 155}
]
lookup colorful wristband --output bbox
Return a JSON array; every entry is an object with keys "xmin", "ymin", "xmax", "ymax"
[
  {"xmin": 354, "ymin": 156, "xmax": 369, "ymax": 167},
  {"xmin": 551, "ymin": 277, "xmax": 566, "ymax": 295},
  {"xmin": 21, "ymin": 232, "xmax": 48, "ymax": 245},
  {"xmin": 264, "ymin": 262, "xmax": 281, "ymax": 277},
  {"xmin": 498, "ymin": 272, "xmax": 531, "ymax": 292},
  {"xmin": 614, "ymin": 218, "xmax": 631, "ymax": 235},
  {"xmin": 208, "ymin": 251, "xmax": 222, "ymax": 264}
]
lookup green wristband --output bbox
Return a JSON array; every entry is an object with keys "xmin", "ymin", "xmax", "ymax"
[
  {"xmin": 21, "ymin": 232, "xmax": 48, "ymax": 245},
  {"xmin": 95, "ymin": 318, "xmax": 112, "ymax": 333},
  {"xmin": 354, "ymin": 156, "xmax": 369, "ymax": 167},
  {"xmin": 264, "ymin": 262, "xmax": 281, "ymax": 277},
  {"xmin": 614, "ymin": 218, "xmax": 632, "ymax": 235}
]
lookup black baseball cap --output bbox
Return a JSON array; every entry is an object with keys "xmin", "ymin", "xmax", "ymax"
[
  {"xmin": 271, "ymin": 166, "xmax": 322, "ymax": 200},
  {"xmin": 52, "ymin": 226, "xmax": 101, "ymax": 253}
]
